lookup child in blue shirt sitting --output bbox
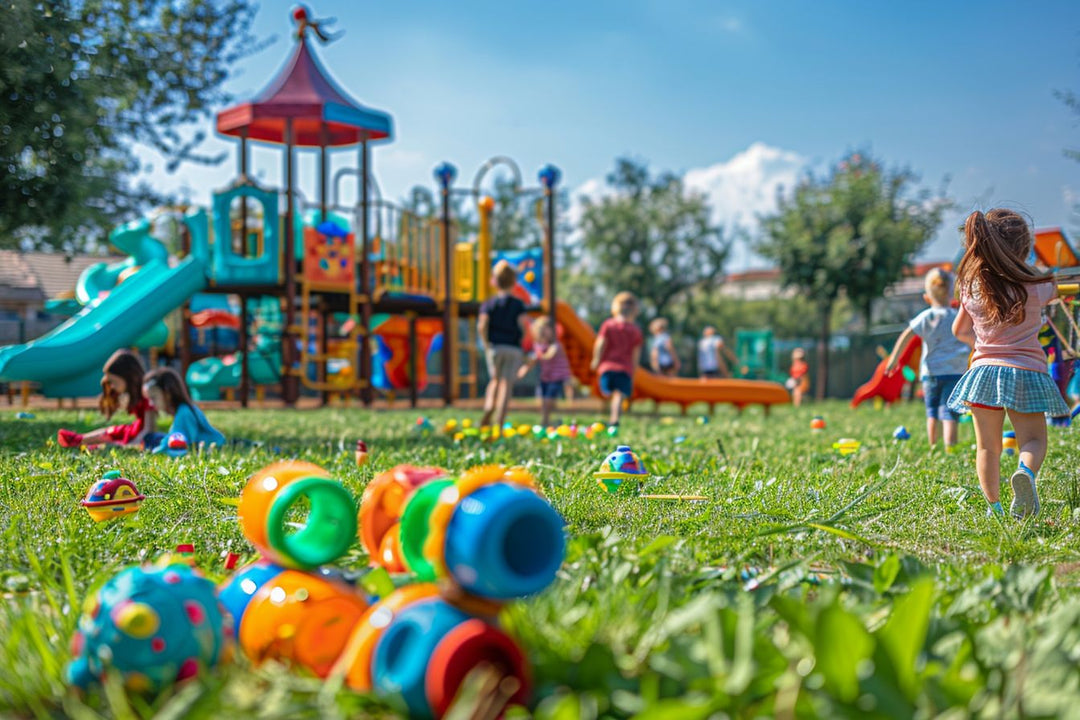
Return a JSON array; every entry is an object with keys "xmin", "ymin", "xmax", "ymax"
[{"xmin": 142, "ymin": 367, "xmax": 225, "ymax": 454}]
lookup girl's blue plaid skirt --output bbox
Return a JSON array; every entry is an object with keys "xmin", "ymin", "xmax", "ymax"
[{"xmin": 947, "ymin": 364, "xmax": 1071, "ymax": 416}]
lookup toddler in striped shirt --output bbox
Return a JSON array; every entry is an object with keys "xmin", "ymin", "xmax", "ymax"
[{"xmin": 519, "ymin": 316, "xmax": 572, "ymax": 427}]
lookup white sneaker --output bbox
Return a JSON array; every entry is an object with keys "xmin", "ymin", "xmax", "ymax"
[{"xmin": 1009, "ymin": 469, "xmax": 1040, "ymax": 518}]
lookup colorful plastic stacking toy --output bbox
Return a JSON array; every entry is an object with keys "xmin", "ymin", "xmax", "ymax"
[
  {"xmin": 833, "ymin": 438, "xmax": 861, "ymax": 456},
  {"xmin": 164, "ymin": 432, "xmax": 189, "ymax": 458},
  {"xmin": 67, "ymin": 559, "xmax": 231, "ymax": 692},
  {"xmin": 237, "ymin": 460, "xmax": 358, "ymax": 569},
  {"xmin": 355, "ymin": 439, "xmax": 370, "ymax": 467},
  {"xmin": 1003, "ymin": 430, "xmax": 1018, "ymax": 456},
  {"xmin": 216, "ymin": 460, "xmax": 566, "ymax": 718},
  {"xmin": 810, "ymin": 416, "xmax": 826, "ymax": 431},
  {"xmin": 892, "ymin": 426, "xmax": 910, "ymax": 441},
  {"xmin": 594, "ymin": 445, "xmax": 649, "ymax": 495},
  {"xmin": 359, "ymin": 465, "xmax": 450, "ymax": 573},
  {"xmin": 81, "ymin": 470, "xmax": 145, "ymax": 522},
  {"xmin": 347, "ymin": 589, "xmax": 530, "ymax": 718}
]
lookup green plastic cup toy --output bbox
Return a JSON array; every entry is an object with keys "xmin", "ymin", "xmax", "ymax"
[{"xmin": 594, "ymin": 445, "xmax": 648, "ymax": 495}]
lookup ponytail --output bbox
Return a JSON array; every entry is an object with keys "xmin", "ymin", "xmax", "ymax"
[{"xmin": 955, "ymin": 208, "xmax": 1050, "ymax": 326}]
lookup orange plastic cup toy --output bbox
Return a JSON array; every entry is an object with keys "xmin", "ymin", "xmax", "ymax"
[
  {"xmin": 238, "ymin": 569, "xmax": 369, "ymax": 677},
  {"xmin": 359, "ymin": 465, "xmax": 449, "ymax": 571},
  {"xmin": 238, "ymin": 461, "xmax": 357, "ymax": 570}
]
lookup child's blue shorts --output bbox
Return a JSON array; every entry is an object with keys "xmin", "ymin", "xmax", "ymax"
[
  {"xmin": 538, "ymin": 380, "xmax": 565, "ymax": 400},
  {"xmin": 599, "ymin": 371, "xmax": 633, "ymax": 397},
  {"xmin": 923, "ymin": 374, "xmax": 962, "ymax": 421}
]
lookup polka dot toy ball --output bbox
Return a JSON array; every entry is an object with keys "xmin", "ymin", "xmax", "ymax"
[{"xmin": 67, "ymin": 560, "xmax": 231, "ymax": 693}]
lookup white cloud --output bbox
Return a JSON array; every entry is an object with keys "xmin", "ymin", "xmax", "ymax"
[
  {"xmin": 684, "ymin": 142, "xmax": 805, "ymax": 232},
  {"xmin": 569, "ymin": 142, "xmax": 807, "ymax": 271}
]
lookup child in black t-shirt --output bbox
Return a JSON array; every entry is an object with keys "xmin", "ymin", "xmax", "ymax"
[{"xmin": 478, "ymin": 260, "xmax": 528, "ymax": 430}]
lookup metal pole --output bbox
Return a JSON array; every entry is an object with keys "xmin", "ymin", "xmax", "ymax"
[
  {"xmin": 240, "ymin": 131, "xmax": 249, "ymax": 256},
  {"xmin": 545, "ymin": 187, "xmax": 556, "ymax": 326},
  {"xmin": 359, "ymin": 140, "xmax": 373, "ymax": 406},
  {"xmin": 283, "ymin": 119, "xmax": 298, "ymax": 406},
  {"xmin": 435, "ymin": 163, "xmax": 457, "ymax": 406},
  {"xmin": 239, "ymin": 295, "xmax": 249, "ymax": 408},
  {"xmin": 319, "ymin": 128, "xmax": 330, "ymax": 407},
  {"xmin": 539, "ymin": 165, "xmax": 560, "ymax": 327},
  {"xmin": 319, "ymin": 298, "xmax": 328, "ymax": 407},
  {"xmin": 408, "ymin": 312, "xmax": 418, "ymax": 408},
  {"xmin": 319, "ymin": 128, "xmax": 329, "ymax": 223}
]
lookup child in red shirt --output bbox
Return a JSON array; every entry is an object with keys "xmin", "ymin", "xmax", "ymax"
[
  {"xmin": 57, "ymin": 349, "xmax": 157, "ymax": 448},
  {"xmin": 590, "ymin": 291, "xmax": 643, "ymax": 429}
]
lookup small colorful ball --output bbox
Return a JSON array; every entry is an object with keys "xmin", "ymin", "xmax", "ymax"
[
  {"xmin": 67, "ymin": 561, "xmax": 231, "ymax": 692},
  {"xmin": 355, "ymin": 440, "xmax": 369, "ymax": 467},
  {"xmin": 1002, "ymin": 431, "xmax": 1017, "ymax": 456},
  {"xmin": 594, "ymin": 445, "xmax": 648, "ymax": 495},
  {"xmin": 892, "ymin": 426, "xmax": 910, "ymax": 441},
  {"xmin": 810, "ymin": 417, "xmax": 826, "ymax": 431}
]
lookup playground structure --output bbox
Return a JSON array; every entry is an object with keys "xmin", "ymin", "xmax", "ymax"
[
  {"xmin": 0, "ymin": 10, "xmax": 558, "ymax": 406},
  {"xmin": 0, "ymin": 7, "xmax": 789, "ymax": 412}
]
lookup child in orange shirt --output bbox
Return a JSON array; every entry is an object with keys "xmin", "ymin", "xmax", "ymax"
[{"xmin": 786, "ymin": 348, "xmax": 810, "ymax": 406}]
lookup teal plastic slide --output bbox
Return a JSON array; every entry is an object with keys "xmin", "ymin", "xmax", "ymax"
[{"xmin": 0, "ymin": 256, "xmax": 206, "ymax": 397}]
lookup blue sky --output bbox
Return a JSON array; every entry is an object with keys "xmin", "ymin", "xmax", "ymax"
[{"xmin": 144, "ymin": 0, "xmax": 1080, "ymax": 268}]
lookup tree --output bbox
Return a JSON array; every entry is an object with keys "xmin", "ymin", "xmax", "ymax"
[
  {"xmin": 0, "ymin": 0, "xmax": 264, "ymax": 252},
  {"xmin": 755, "ymin": 152, "xmax": 949, "ymax": 399},
  {"xmin": 569, "ymin": 158, "xmax": 729, "ymax": 325}
]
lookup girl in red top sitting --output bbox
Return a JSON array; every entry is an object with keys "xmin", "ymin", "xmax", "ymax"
[
  {"xmin": 591, "ymin": 291, "xmax": 643, "ymax": 430},
  {"xmin": 57, "ymin": 349, "xmax": 157, "ymax": 449}
]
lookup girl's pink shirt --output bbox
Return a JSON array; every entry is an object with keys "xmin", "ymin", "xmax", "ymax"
[{"xmin": 962, "ymin": 281, "xmax": 1055, "ymax": 373}]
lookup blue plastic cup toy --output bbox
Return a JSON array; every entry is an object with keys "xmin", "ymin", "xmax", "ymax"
[{"xmin": 371, "ymin": 597, "xmax": 529, "ymax": 719}]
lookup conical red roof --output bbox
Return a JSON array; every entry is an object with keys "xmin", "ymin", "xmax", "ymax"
[{"xmin": 216, "ymin": 22, "xmax": 392, "ymax": 147}]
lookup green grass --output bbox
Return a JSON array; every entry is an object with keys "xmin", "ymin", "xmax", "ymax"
[{"xmin": 2, "ymin": 400, "xmax": 1080, "ymax": 718}]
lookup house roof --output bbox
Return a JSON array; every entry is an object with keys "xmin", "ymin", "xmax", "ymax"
[{"xmin": 0, "ymin": 251, "xmax": 120, "ymax": 302}]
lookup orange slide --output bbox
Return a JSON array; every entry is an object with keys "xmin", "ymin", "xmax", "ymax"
[{"xmin": 553, "ymin": 301, "xmax": 790, "ymax": 412}]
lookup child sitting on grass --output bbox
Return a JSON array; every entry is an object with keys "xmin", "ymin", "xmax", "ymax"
[
  {"xmin": 591, "ymin": 291, "xmax": 643, "ymax": 430},
  {"xmin": 142, "ymin": 367, "xmax": 225, "ymax": 453},
  {"xmin": 885, "ymin": 267, "xmax": 970, "ymax": 451},
  {"xmin": 518, "ymin": 316, "xmax": 572, "ymax": 427},
  {"xmin": 58, "ymin": 349, "xmax": 157, "ymax": 449}
]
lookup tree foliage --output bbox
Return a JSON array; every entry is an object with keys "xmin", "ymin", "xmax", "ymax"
[
  {"xmin": 0, "ymin": 0, "xmax": 264, "ymax": 251},
  {"xmin": 755, "ymin": 152, "xmax": 949, "ymax": 397},
  {"xmin": 568, "ymin": 158, "xmax": 729, "ymax": 325}
]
